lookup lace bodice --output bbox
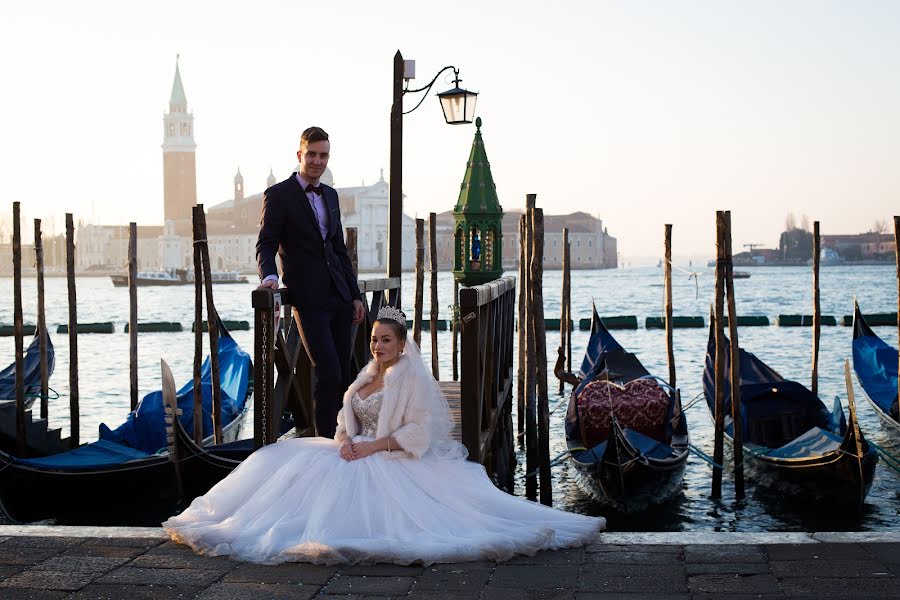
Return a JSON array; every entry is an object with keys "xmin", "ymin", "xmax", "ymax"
[{"xmin": 352, "ymin": 390, "xmax": 384, "ymax": 438}]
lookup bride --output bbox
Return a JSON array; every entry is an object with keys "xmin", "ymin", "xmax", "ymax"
[{"xmin": 164, "ymin": 306, "xmax": 605, "ymax": 565}]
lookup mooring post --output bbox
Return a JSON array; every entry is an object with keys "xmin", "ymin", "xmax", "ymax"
[
  {"xmin": 517, "ymin": 214, "xmax": 527, "ymax": 434},
  {"xmin": 252, "ymin": 289, "xmax": 276, "ymax": 450},
  {"xmin": 128, "ymin": 222, "xmax": 138, "ymax": 412},
  {"xmin": 812, "ymin": 221, "xmax": 821, "ymax": 397},
  {"xmin": 723, "ymin": 211, "xmax": 744, "ymax": 499},
  {"xmin": 346, "ymin": 227, "xmax": 358, "ymax": 279},
  {"xmin": 34, "ymin": 218, "xmax": 49, "ymax": 421},
  {"xmin": 524, "ymin": 194, "xmax": 538, "ymax": 501},
  {"xmin": 429, "ymin": 213, "xmax": 439, "ymax": 380},
  {"xmin": 191, "ymin": 207, "xmax": 204, "ymax": 444},
  {"xmin": 664, "ymin": 224, "xmax": 676, "ymax": 390},
  {"xmin": 452, "ymin": 279, "xmax": 459, "ymax": 382},
  {"xmin": 65, "ymin": 213, "xmax": 79, "ymax": 448},
  {"xmin": 565, "ymin": 232, "xmax": 572, "ymax": 383},
  {"xmin": 413, "ymin": 218, "xmax": 425, "ymax": 347},
  {"xmin": 531, "ymin": 207, "xmax": 552, "ymax": 506},
  {"xmin": 895, "ymin": 216, "xmax": 900, "ymax": 410},
  {"xmin": 559, "ymin": 228, "xmax": 570, "ymax": 395},
  {"xmin": 13, "ymin": 204, "xmax": 25, "ymax": 454},
  {"xmin": 196, "ymin": 205, "xmax": 223, "ymax": 444},
  {"xmin": 712, "ymin": 211, "xmax": 726, "ymax": 499}
]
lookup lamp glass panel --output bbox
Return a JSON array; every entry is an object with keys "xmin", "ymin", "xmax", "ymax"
[{"xmin": 464, "ymin": 93, "xmax": 477, "ymax": 123}]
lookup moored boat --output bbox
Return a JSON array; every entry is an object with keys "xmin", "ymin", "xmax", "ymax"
[
  {"xmin": 852, "ymin": 301, "xmax": 899, "ymax": 445},
  {"xmin": 110, "ymin": 269, "xmax": 249, "ymax": 287},
  {"xmin": 0, "ymin": 330, "xmax": 55, "ymax": 407},
  {"xmin": 562, "ymin": 306, "xmax": 689, "ymax": 513},
  {"xmin": 702, "ymin": 324, "xmax": 877, "ymax": 508}
]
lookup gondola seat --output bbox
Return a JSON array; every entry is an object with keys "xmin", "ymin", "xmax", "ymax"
[{"xmin": 577, "ymin": 379, "xmax": 668, "ymax": 448}]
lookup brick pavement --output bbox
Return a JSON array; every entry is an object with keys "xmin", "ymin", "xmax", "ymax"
[{"xmin": 0, "ymin": 531, "xmax": 898, "ymax": 599}]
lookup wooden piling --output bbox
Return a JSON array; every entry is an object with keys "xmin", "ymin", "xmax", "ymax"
[
  {"xmin": 192, "ymin": 207, "xmax": 204, "ymax": 444},
  {"xmin": 565, "ymin": 234, "xmax": 572, "ymax": 383},
  {"xmin": 346, "ymin": 227, "xmax": 358, "ymax": 278},
  {"xmin": 429, "ymin": 213, "xmax": 439, "ymax": 380},
  {"xmin": 895, "ymin": 216, "xmax": 900, "ymax": 411},
  {"xmin": 517, "ymin": 214, "xmax": 527, "ymax": 434},
  {"xmin": 66, "ymin": 213, "xmax": 79, "ymax": 448},
  {"xmin": 34, "ymin": 219, "xmax": 48, "ymax": 420},
  {"xmin": 13, "ymin": 204, "xmax": 25, "ymax": 454},
  {"xmin": 128, "ymin": 222, "xmax": 138, "ymax": 411},
  {"xmin": 559, "ymin": 228, "xmax": 570, "ymax": 395},
  {"xmin": 711, "ymin": 211, "xmax": 726, "ymax": 499},
  {"xmin": 723, "ymin": 211, "xmax": 744, "ymax": 499},
  {"xmin": 196, "ymin": 206, "xmax": 223, "ymax": 444},
  {"xmin": 413, "ymin": 218, "xmax": 425, "ymax": 347},
  {"xmin": 664, "ymin": 224, "xmax": 675, "ymax": 390},
  {"xmin": 524, "ymin": 197, "xmax": 538, "ymax": 501},
  {"xmin": 531, "ymin": 207, "xmax": 552, "ymax": 506},
  {"xmin": 812, "ymin": 221, "xmax": 821, "ymax": 397}
]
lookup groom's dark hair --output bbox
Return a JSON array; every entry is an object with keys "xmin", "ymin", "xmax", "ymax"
[{"xmin": 300, "ymin": 126, "xmax": 329, "ymax": 148}]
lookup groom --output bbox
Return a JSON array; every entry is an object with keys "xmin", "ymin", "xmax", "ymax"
[{"xmin": 256, "ymin": 126, "xmax": 365, "ymax": 438}]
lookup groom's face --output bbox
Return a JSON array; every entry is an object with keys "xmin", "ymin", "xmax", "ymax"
[{"xmin": 297, "ymin": 140, "xmax": 330, "ymax": 182}]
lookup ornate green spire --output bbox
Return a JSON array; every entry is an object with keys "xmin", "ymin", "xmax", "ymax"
[{"xmin": 455, "ymin": 117, "xmax": 502, "ymax": 215}]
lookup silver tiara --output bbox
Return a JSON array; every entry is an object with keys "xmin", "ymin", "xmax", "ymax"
[{"xmin": 376, "ymin": 306, "xmax": 405, "ymax": 325}]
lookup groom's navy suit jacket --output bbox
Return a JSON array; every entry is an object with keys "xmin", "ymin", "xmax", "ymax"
[{"xmin": 256, "ymin": 175, "xmax": 361, "ymax": 311}]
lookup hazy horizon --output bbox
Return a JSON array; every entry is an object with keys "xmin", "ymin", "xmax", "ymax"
[{"xmin": 2, "ymin": 1, "xmax": 898, "ymax": 256}]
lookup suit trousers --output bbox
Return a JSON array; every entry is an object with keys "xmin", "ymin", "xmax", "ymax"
[{"xmin": 292, "ymin": 299, "xmax": 353, "ymax": 439}]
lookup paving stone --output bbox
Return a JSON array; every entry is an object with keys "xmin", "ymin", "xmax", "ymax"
[
  {"xmin": 692, "ymin": 595, "xmax": 786, "ymax": 600},
  {"xmin": 83, "ymin": 537, "xmax": 165, "ymax": 548},
  {"xmin": 429, "ymin": 560, "xmax": 496, "ymax": 571},
  {"xmin": 490, "ymin": 564, "xmax": 579, "ymax": 588},
  {"xmin": 766, "ymin": 543, "xmax": 868, "ymax": 561},
  {"xmin": 863, "ymin": 543, "xmax": 900, "ymax": 564},
  {"xmin": 130, "ymin": 552, "xmax": 235, "ymax": 571},
  {"xmin": 580, "ymin": 564, "xmax": 685, "ymax": 579},
  {"xmin": 585, "ymin": 544, "xmax": 683, "ymax": 554},
  {"xmin": 685, "ymin": 562, "xmax": 771, "ymax": 576},
  {"xmin": 483, "ymin": 588, "xmax": 575, "ymax": 600},
  {"xmin": 323, "ymin": 575, "xmax": 414, "ymax": 595},
  {"xmin": 505, "ymin": 548, "xmax": 584, "ymax": 565},
  {"xmin": 684, "ymin": 544, "xmax": 766, "ymax": 564},
  {"xmin": 61, "ymin": 544, "xmax": 148, "ymax": 560},
  {"xmin": 0, "ymin": 589, "xmax": 69, "ymax": 600},
  {"xmin": 770, "ymin": 559, "xmax": 895, "ymax": 578},
  {"xmin": 0, "ymin": 564, "xmax": 26, "ymax": 580},
  {"xmin": 0, "ymin": 569, "xmax": 96, "ymax": 591},
  {"xmin": 97, "ymin": 567, "xmax": 224, "ymax": 587},
  {"xmin": 688, "ymin": 574, "xmax": 782, "ymax": 594},
  {"xmin": 194, "ymin": 582, "xmax": 316, "ymax": 600},
  {"xmin": 575, "ymin": 594, "xmax": 691, "ymax": 600},
  {"xmin": 0, "ymin": 547, "xmax": 62, "ymax": 566},
  {"xmin": 584, "ymin": 551, "xmax": 683, "ymax": 565},
  {"xmin": 414, "ymin": 567, "xmax": 492, "ymax": 591},
  {"xmin": 576, "ymin": 576, "xmax": 688, "ymax": 594},
  {"xmin": 66, "ymin": 583, "xmax": 205, "ymax": 599},
  {"xmin": 780, "ymin": 575, "xmax": 900, "ymax": 596},
  {"xmin": 408, "ymin": 590, "xmax": 481, "ymax": 600},
  {"xmin": 224, "ymin": 563, "xmax": 337, "ymax": 585},
  {"xmin": 1, "ymin": 537, "xmax": 85, "ymax": 549},
  {"xmin": 340, "ymin": 563, "xmax": 424, "ymax": 576},
  {"xmin": 32, "ymin": 556, "xmax": 128, "ymax": 573}
]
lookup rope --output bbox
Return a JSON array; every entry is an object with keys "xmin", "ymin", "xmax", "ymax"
[
  {"xmin": 22, "ymin": 386, "xmax": 60, "ymax": 401},
  {"xmin": 869, "ymin": 440, "xmax": 900, "ymax": 475},
  {"xmin": 688, "ymin": 443, "xmax": 723, "ymax": 470},
  {"xmin": 681, "ymin": 391, "xmax": 707, "ymax": 412},
  {"xmin": 519, "ymin": 448, "xmax": 575, "ymax": 479}
]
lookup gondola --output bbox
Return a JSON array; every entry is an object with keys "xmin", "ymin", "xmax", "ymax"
[
  {"xmin": 852, "ymin": 301, "xmax": 900, "ymax": 445},
  {"xmin": 0, "ymin": 323, "xmax": 253, "ymax": 525},
  {"xmin": 562, "ymin": 306, "xmax": 689, "ymax": 512},
  {"xmin": 702, "ymin": 323, "xmax": 877, "ymax": 508},
  {"xmin": 0, "ymin": 329, "xmax": 55, "ymax": 407}
]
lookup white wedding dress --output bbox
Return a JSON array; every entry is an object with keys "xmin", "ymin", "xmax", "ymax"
[{"xmin": 164, "ymin": 352, "xmax": 604, "ymax": 565}]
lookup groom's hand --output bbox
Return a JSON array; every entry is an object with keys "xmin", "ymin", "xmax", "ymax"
[
  {"xmin": 351, "ymin": 299, "xmax": 364, "ymax": 324},
  {"xmin": 257, "ymin": 279, "xmax": 279, "ymax": 291}
]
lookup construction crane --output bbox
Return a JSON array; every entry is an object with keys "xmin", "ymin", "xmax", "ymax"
[{"xmin": 743, "ymin": 243, "xmax": 764, "ymax": 255}]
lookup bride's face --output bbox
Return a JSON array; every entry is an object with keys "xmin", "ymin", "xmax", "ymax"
[{"xmin": 370, "ymin": 321, "xmax": 405, "ymax": 366}]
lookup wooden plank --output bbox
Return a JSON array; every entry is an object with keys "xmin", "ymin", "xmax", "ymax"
[{"xmin": 438, "ymin": 381, "xmax": 462, "ymax": 442}]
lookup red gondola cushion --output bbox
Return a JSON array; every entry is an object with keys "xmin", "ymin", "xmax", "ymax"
[{"xmin": 577, "ymin": 378, "xmax": 669, "ymax": 449}]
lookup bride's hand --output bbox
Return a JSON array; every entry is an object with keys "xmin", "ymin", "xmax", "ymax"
[
  {"xmin": 339, "ymin": 441, "xmax": 356, "ymax": 462},
  {"xmin": 350, "ymin": 441, "xmax": 378, "ymax": 459}
]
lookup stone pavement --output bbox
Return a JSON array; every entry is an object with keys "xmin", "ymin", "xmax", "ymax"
[{"xmin": 0, "ymin": 527, "xmax": 898, "ymax": 599}]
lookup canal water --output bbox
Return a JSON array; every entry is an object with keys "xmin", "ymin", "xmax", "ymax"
[{"xmin": 1, "ymin": 264, "xmax": 898, "ymax": 530}]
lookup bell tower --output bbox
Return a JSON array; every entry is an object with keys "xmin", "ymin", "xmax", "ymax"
[{"xmin": 162, "ymin": 56, "xmax": 197, "ymax": 223}]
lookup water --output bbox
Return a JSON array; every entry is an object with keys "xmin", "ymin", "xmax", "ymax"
[{"xmin": 1, "ymin": 264, "xmax": 898, "ymax": 530}]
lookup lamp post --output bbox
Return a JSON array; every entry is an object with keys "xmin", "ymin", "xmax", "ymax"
[{"xmin": 389, "ymin": 50, "xmax": 478, "ymax": 303}]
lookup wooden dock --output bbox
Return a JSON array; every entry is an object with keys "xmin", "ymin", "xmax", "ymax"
[{"xmin": 439, "ymin": 381, "xmax": 462, "ymax": 442}]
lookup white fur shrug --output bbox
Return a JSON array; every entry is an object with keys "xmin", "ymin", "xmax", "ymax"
[{"xmin": 334, "ymin": 355, "xmax": 434, "ymax": 459}]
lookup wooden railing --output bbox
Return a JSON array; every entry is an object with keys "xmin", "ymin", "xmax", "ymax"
[
  {"xmin": 459, "ymin": 275, "xmax": 517, "ymax": 491},
  {"xmin": 251, "ymin": 277, "xmax": 401, "ymax": 448}
]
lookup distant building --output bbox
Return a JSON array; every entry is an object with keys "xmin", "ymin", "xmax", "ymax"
[
  {"xmin": 162, "ymin": 57, "xmax": 197, "ymax": 225},
  {"xmin": 433, "ymin": 210, "xmax": 616, "ymax": 270},
  {"xmin": 823, "ymin": 233, "xmax": 896, "ymax": 261}
]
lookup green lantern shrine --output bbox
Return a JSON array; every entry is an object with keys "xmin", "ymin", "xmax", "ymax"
[{"xmin": 452, "ymin": 117, "xmax": 504, "ymax": 285}]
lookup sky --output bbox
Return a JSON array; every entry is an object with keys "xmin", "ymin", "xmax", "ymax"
[{"xmin": 1, "ymin": 0, "xmax": 898, "ymax": 259}]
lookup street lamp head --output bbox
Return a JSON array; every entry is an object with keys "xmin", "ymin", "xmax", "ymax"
[{"xmin": 437, "ymin": 83, "xmax": 478, "ymax": 125}]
